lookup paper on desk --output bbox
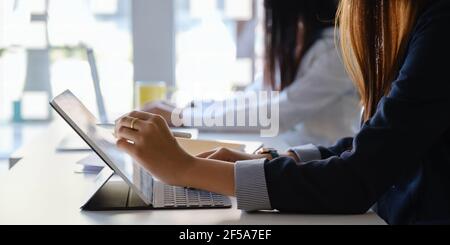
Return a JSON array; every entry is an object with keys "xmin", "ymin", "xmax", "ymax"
[
  {"xmin": 74, "ymin": 164, "xmax": 104, "ymax": 174},
  {"xmin": 74, "ymin": 153, "xmax": 105, "ymax": 174},
  {"xmin": 76, "ymin": 153, "xmax": 105, "ymax": 167},
  {"xmin": 176, "ymin": 138, "xmax": 261, "ymax": 155},
  {"xmin": 75, "ymin": 138, "xmax": 262, "ymax": 170}
]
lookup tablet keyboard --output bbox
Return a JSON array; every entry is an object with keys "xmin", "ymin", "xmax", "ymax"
[{"xmin": 163, "ymin": 185, "xmax": 231, "ymax": 208}]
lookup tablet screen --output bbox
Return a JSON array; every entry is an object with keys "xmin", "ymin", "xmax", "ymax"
[{"xmin": 51, "ymin": 90, "xmax": 153, "ymax": 205}]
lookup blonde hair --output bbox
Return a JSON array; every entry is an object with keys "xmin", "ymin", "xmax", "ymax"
[{"xmin": 337, "ymin": 0, "xmax": 428, "ymax": 121}]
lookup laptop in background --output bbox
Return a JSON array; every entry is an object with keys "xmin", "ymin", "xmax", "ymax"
[
  {"xmin": 57, "ymin": 48, "xmax": 199, "ymax": 152},
  {"xmin": 56, "ymin": 48, "xmax": 112, "ymax": 151},
  {"xmin": 87, "ymin": 48, "xmax": 109, "ymax": 125}
]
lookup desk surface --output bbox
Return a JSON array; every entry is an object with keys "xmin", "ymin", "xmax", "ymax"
[{"xmin": 0, "ymin": 119, "xmax": 386, "ymax": 225}]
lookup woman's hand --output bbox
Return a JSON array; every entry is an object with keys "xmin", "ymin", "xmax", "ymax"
[
  {"xmin": 197, "ymin": 147, "xmax": 268, "ymax": 163},
  {"xmin": 114, "ymin": 111, "xmax": 193, "ymax": 186},
  {"xmin": 140, "ymin": 101, "xmax": 181, "ymax": 127},
  {"xmin": 115, "ymin": 110, "xmax": 236, "ymax": 196},
  {"xmin": 197, "ymin": 147, "xmax": 301, "ymax": 163}
]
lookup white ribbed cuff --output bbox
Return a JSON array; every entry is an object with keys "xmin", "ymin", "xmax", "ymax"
[{"xmin": 235, "ymin": 159, "xmax": 272, "ymax": 211}]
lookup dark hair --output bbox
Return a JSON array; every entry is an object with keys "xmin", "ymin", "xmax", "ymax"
[{"xmin": 264, "ymin": 0, "xmax": 338, "ymax": 90}]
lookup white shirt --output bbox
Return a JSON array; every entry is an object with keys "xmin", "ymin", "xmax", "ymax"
[{"xmin": 182, "ymin": 28, "xmax": 361, "ymax": 146}]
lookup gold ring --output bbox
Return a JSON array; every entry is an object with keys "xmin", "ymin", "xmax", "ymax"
[{"xmin": 130, "ymin": 117, "xmax": 138, "ymax": 130}]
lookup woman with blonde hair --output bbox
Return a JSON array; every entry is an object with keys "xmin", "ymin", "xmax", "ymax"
[{"xmin": 115, "ymin": 0, "xmax": 450, "ymax": 224}]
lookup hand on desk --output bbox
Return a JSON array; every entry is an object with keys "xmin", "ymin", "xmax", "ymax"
[
  {"xmin": 196, "ymin": 148, "xmax": 300, "ymax": 163},
  {"xmin": 196, "ymin": 148, "xmax": 268, "ymax": 163}
]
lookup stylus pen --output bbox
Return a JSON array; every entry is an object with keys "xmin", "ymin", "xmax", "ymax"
[
  {"xmin": 103, "ymin": 124, "xmax": 192, "ymax": 139},
  {"xmin": 171, "ymin": 131, "xmax": 192, "ymax": 139}
]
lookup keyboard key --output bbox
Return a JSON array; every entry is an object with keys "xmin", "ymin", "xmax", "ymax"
[{"xmin": 162, "ymin": 185, "xmax": 230, "ymax": 208}]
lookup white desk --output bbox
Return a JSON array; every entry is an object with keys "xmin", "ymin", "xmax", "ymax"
[
  {"xmin": 0, "ymin": 122, "xmax": 48, "ymax": 169},
  {"xmin": 0, "ymin": 118, "xmax": 386, "ymax": 225}
]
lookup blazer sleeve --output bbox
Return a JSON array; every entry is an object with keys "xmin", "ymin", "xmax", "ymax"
[
  {"xmin": 263, "ymin": 7, "xmax": 450, "ymax": 214},
  {"xmin": 318, "ymin": 137, "xmax": 355, "ymax": 159}
]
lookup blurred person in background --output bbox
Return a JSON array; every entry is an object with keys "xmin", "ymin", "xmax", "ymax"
[{"xmin": 143, "ymin": 0, "xmax": 361, "ymax": 146}]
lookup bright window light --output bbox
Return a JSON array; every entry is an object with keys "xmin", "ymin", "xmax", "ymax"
[
  {"xmin": 90, "ymin": 0, "xmax": 118, "ymax": 15},
  {"xmin": 224, "ymin": 0, "xmax": 253, "ymax": 21},
  {"xmin": 0, "ymin": 50, "xmax": 27, "ymax": 121},
  {"xmin": 21, "ymin": 91, "xmax": 49, "ymax": 120},
  {"xmin": 189, "ymin": 0, "xmax": 217, "ymax": 19},
  {"xmin": 231, "ymin": 58, "xmax": 253, "ymax": 87},
  {"xmin": 175, "ymin": 0, "xmax": 262, "ymax": 105},
  {"xmin": 23, "ymin": 23, "xmax": 47, "ymax": 48},
  {"xmin": 0, "ymin": 0, "xmax": 12, "ymax": 47},
  {"xmin": 0, "ymin": 1, "xmax": 5, "ymax": 47},
  {"xmin": 0, "ymin": 52, "xmax": 5, "ymax": 121},
  {"xmin": 28, "ymin": 0, "xmax": 47, "ymax": 14},
  {"xmin": 1, "ymin": 0, "xmax": 132, "ymax": 122},
  {"xmin": 48, "ymin": 0, "xmax": 92, "ymax": 46}
]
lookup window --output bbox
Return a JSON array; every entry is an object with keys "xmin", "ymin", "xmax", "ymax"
[
  {"xmin": 1, "ymin": 0, "xmax": 265, "ymax": 122},
  {"xmin": 173, "ymin": 0, "xmax": 264, "ymax": 106},
  {"xmin": 0, "ymin": 0, "xmax": 132, "ymax": 122}
]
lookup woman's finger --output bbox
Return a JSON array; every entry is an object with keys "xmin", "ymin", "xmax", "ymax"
[
  {"xmin": 208, "ymin": 149, "xmax": 259, "ymax": 162},
  {"xmin": 206, "ymin": 148, "xmax": 235, "ymax": 162},
  {"xmin": 207, "ymin": 151, "xmax": 229, "ymax": 161},
  {"xmin": 115, "ymin": 111, "xmax": 156, "ymax": 131},
  {"xmin": 116, "ymin": 116, "xmax": 145, "ymax": 131},
  {"xmin": 196, "ymin": 149, "xmax": 218, "ymax": 159},
  {"xmin": 116, "ymin": 126, "xmax": 141, "ymax": 143},
  {"xmin": 129, "ymin": 110, "xmax": 156, "ymax": 121},
  {"xmin": 116, "ymin": 138, "xmax": 137, "ymax": 157}
]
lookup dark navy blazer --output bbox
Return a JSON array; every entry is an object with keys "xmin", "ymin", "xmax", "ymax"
[{"xmin": 264, "ymin": 0, "xmax": 450, "ymax": 225}]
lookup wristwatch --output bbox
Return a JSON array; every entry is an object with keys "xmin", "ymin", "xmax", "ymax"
[{"xmin": 258, "ymin": 148, "xmax": 280, "ymax": 160}]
